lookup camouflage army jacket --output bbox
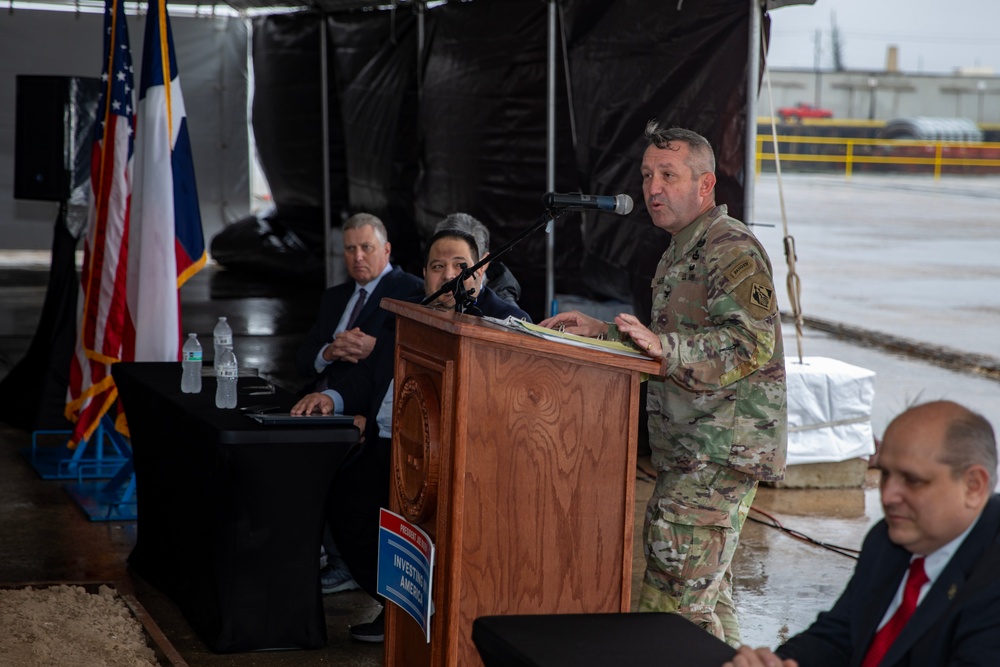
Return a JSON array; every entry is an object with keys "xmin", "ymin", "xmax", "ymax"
[{"xmin": 613, "ymin": 205, "xmax": 787, "ymax": 481}]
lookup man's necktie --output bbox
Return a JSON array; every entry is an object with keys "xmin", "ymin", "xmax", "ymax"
[
  {"xmin": 345, "ymin": 288, "xmax": 367, "ymax": 330},
  {"xmin": 860, "ymin": 557, "xmax": 929, "ymax": 667},
  {"xmin": 315, "ymin": 288, "xmax": 367, "ymax": 391}
]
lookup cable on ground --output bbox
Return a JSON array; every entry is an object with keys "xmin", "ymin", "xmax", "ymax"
[{"xmin": 749, "ymin": 506, "xmax": 860, "ymax": 560}]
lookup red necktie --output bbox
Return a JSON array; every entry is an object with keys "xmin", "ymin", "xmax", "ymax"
[{"xmin": 860, "ymin": 557, "xmax": 928, "ymax": 667}]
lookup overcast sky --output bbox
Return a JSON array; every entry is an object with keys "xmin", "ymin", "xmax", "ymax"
[{"xmin": 765, "ymin": 0, "xmax": 1000, "ymax": 75}]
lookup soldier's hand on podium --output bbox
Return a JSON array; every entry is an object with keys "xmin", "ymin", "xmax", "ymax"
[
  {"xmin": 614, "ymin": 313, "xmax": 662, "ymax": 358},
  {"xmin": 539, "ymin": 310, "xmax": 609, "ymax": 338}
]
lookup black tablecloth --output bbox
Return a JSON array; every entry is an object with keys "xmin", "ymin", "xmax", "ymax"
[
  {"xmin": 473, "ymin": 613, "xmax": 736, "ymax": 667},
  {"xmin": 113, "ymin": 362, "xmax": 358, "ymax": 653}
]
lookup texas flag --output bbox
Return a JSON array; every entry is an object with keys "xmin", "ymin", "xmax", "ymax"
[{"xmin": 124, "ymin": 0, "xmax": 206, "ymax": 364}]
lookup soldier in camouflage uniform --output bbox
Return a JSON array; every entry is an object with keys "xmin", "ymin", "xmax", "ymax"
[{"xmin": 540, "ymin": 123, "xmax": 787, "ymax": 648}]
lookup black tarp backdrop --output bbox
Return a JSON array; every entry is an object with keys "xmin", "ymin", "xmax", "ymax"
[
  {"xmin": 0, "ymin": 77, "xmax": 100, "ymax": 431},
  {"xmin": 216, "ymin": 0, "xmax": 762, "ymax": 322},
  {"xmin": 327, "ymin": 10, "xmax": 423, "ymax": 269},
  {"xmin": 562, "ymin": 2, "xmax": 755, "ymax": 319},
  {"xmin": 210, "ymin": 13, "xmax": 332, "ymax": 278},
  {"xmin": 413, "ymin": 2, "xmax": 581, "ymax": 301}
]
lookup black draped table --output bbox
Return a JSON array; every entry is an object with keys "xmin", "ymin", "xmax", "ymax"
[
  {"xmin": 472, "ymin": 613, "xmax": 736, "ymax": 666},
  {"xmin": 112, "ymin": 362, "xmax": 358, "ymax": 653}
]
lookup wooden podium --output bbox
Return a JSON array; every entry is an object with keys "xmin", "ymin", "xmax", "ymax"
[{"xmin": 381, "ymin": 300, "xmax": 664, "ymax": 667}]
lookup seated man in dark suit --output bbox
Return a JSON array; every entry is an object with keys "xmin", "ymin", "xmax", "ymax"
[
  {"xmin": 725, "ymin": 400, "xmax": 1000, "ymax": 667},
  {"xmin": 295, "ymin": 212, "xmax": 422, "ymax": 594},
  {"xmin": 292, "ymin": 224, "xmax": 530, "ymax": 643},
  {"xmin": 295, "ymin": 212, "xmax": 422, "ymax": 392},
  {"xmin": 292, "ymin": 223, "xmax": 530, "ymax": 418}
]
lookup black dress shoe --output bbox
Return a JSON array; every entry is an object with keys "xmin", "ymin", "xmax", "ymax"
[{"xmin": 349, "ymin": 608, "xmax": 385, "ymax": 643}]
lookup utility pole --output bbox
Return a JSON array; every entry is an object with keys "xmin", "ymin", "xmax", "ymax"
[
  {"xmin": 814, "ymin": 29, "xmax": 822, "ymax": 107},
  {"xmin": 868, "ymin": 77, "xmax": 878, "ymax": 120}
]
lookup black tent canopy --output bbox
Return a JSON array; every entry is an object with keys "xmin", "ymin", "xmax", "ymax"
[{"xmin": 215, "ymin": 0, "xmax": 813, "ymax": 320}]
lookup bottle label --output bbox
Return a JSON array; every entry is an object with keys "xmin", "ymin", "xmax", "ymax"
[
  {"xmin": 217, "ymin": 367, "xmax": 238, "ymax": 379},
  {"xmin": 184, "ymin": 351, "xmax": 203, "ymax": 362},
  {"xmin": 215, "ymin": 335, "xmax": 233, "ymax": 346}
]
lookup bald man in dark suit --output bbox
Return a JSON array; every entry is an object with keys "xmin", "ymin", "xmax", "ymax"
[{"xmin": 726, "ymin": 401, "xmax": 1000, "ymax": 667}]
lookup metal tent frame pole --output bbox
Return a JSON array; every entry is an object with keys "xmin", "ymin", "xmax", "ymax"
[
  {"xmin": 745, "ymin": 0, "xmax": 761, "ymax": 225},
  {"xmin": 320, "ymin": 12, "xmax": 337, "ymax": 288},
  {"xmin": 545, "ymin": 0, "xmax": 557, "ymax": 316}
]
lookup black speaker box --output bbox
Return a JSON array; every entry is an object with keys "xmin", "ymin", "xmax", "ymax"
[{"xmin": 14, "ymin": 75, "xmax": 102, "ymax": 202}]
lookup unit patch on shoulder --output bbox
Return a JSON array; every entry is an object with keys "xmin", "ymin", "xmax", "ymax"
[
  {"xmin": 721, "ymin": 251, "xmax": 778, "ymax": 319},
  {"xmin": 733, "ymin": 276, "xmax": 777, "ymax": 320},
  {"xmin": 751, "ymin": 282, "xmax": 774, "ymax": 311}
]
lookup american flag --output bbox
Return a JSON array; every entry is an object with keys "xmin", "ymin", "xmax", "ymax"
[{"xmin": 65, "ymin": 0, "xmax": 134, "ymax": 448}]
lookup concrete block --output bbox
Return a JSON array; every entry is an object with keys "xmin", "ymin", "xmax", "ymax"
[{"xmin": 768, "ymin": 457, "xmax": 869, "ymax": 489}]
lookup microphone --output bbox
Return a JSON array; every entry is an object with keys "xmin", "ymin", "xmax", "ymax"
[{"xmin": 543, "ymin": 192, "xmax": 634, "ymax": 216}]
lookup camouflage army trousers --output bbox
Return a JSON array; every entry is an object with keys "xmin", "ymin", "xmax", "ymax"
[{"xmin": 637, "ymin": 462, "xmax": 757, "ymax": 648}]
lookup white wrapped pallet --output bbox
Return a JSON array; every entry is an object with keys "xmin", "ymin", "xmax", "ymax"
[{"xmin": 786, "ymin": 357, "xmax": 876, "ymax": 466}]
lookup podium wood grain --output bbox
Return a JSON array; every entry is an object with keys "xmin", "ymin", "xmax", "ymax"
[{"xmin": 381, "ymin": 300, "xmax": 663, "ymax": 667}]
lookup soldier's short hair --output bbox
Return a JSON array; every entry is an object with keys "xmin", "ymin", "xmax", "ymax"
[{"xmin": 643, "ymin": 121, "xmax": 716, "ymax": 177}]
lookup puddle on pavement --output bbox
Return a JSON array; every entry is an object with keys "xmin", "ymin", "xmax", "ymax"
[{"xmin": 734, "ymin": 483, "xmax": 884, "ymax": 648}]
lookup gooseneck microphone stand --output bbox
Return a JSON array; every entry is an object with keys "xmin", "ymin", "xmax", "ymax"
[{"xmin": 421, "ymin": 206, "xmax": 572, "ymax": 315}]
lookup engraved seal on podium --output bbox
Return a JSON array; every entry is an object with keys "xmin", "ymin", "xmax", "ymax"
[{"xmin": 392, "ymin": 373, "xmax": 440, "ymax": 523}]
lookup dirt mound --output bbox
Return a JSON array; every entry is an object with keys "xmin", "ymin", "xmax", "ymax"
[{"xmin": 0, "ymin": 584, "xmax": 160, "ymax": 667}]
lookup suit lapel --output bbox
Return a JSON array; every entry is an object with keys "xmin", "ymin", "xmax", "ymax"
[
  {"xmin": 880, "ymin": 574, "xmax": 952, "ymax": 666},
  {"xmin": 329, "ymin": 283, "xmax": 355, "ymax": 330}
]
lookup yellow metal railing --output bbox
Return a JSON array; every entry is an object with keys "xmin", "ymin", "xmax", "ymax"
[{"xmin": 755, "ymin": 134, "xmax": 1000, "ymax": 180}]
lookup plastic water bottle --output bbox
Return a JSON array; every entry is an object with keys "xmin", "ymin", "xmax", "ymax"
[
  {"xmin": 215, "ymin": 347, "xmax": 238, "ymax": 409},
  {"xmin": 181, "ymin": 333, "xmax": 203, "ymax": 394},
  {"xmin": 213, "ymin": 316, "xmax": 233, "ymax": 371}
]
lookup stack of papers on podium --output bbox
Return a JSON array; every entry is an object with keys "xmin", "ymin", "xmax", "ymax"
[{"xmin": 483, "ymin": 316, "xmax": 649, "ymax": 360}]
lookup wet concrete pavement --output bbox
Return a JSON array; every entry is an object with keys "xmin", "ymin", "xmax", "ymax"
[
  {"xmin": 733, "ymin": 173, "xmax": 1000, "ymax": 650},
  {"xmin": 0, "ymin": 173, "xmax": 998, "ymax": 662},
  {"xmin": 753, "ymin": 173, "xmax": 1000, "ymax": 363},
  {"xmin": 752, "ymin": 173, "xmax": 1000, "ymax": 440}
]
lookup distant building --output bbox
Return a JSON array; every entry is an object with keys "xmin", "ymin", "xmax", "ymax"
[{"xmin": 761, "ymin": 67, "xmax": 1000, "ymax": 125}]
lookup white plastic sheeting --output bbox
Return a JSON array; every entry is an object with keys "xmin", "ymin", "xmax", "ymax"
[
  {"xmin": 786, "ymin": 356, "xmax": 876, "ymax": 465},
  {"xmin": 0, "ymin": 9, "xmax": 250, "ymax": 250}
]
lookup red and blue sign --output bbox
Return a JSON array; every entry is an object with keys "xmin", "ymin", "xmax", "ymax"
[{"xmin": 377, "ymin": 508, "xmax": 435, "ymax": 642}]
